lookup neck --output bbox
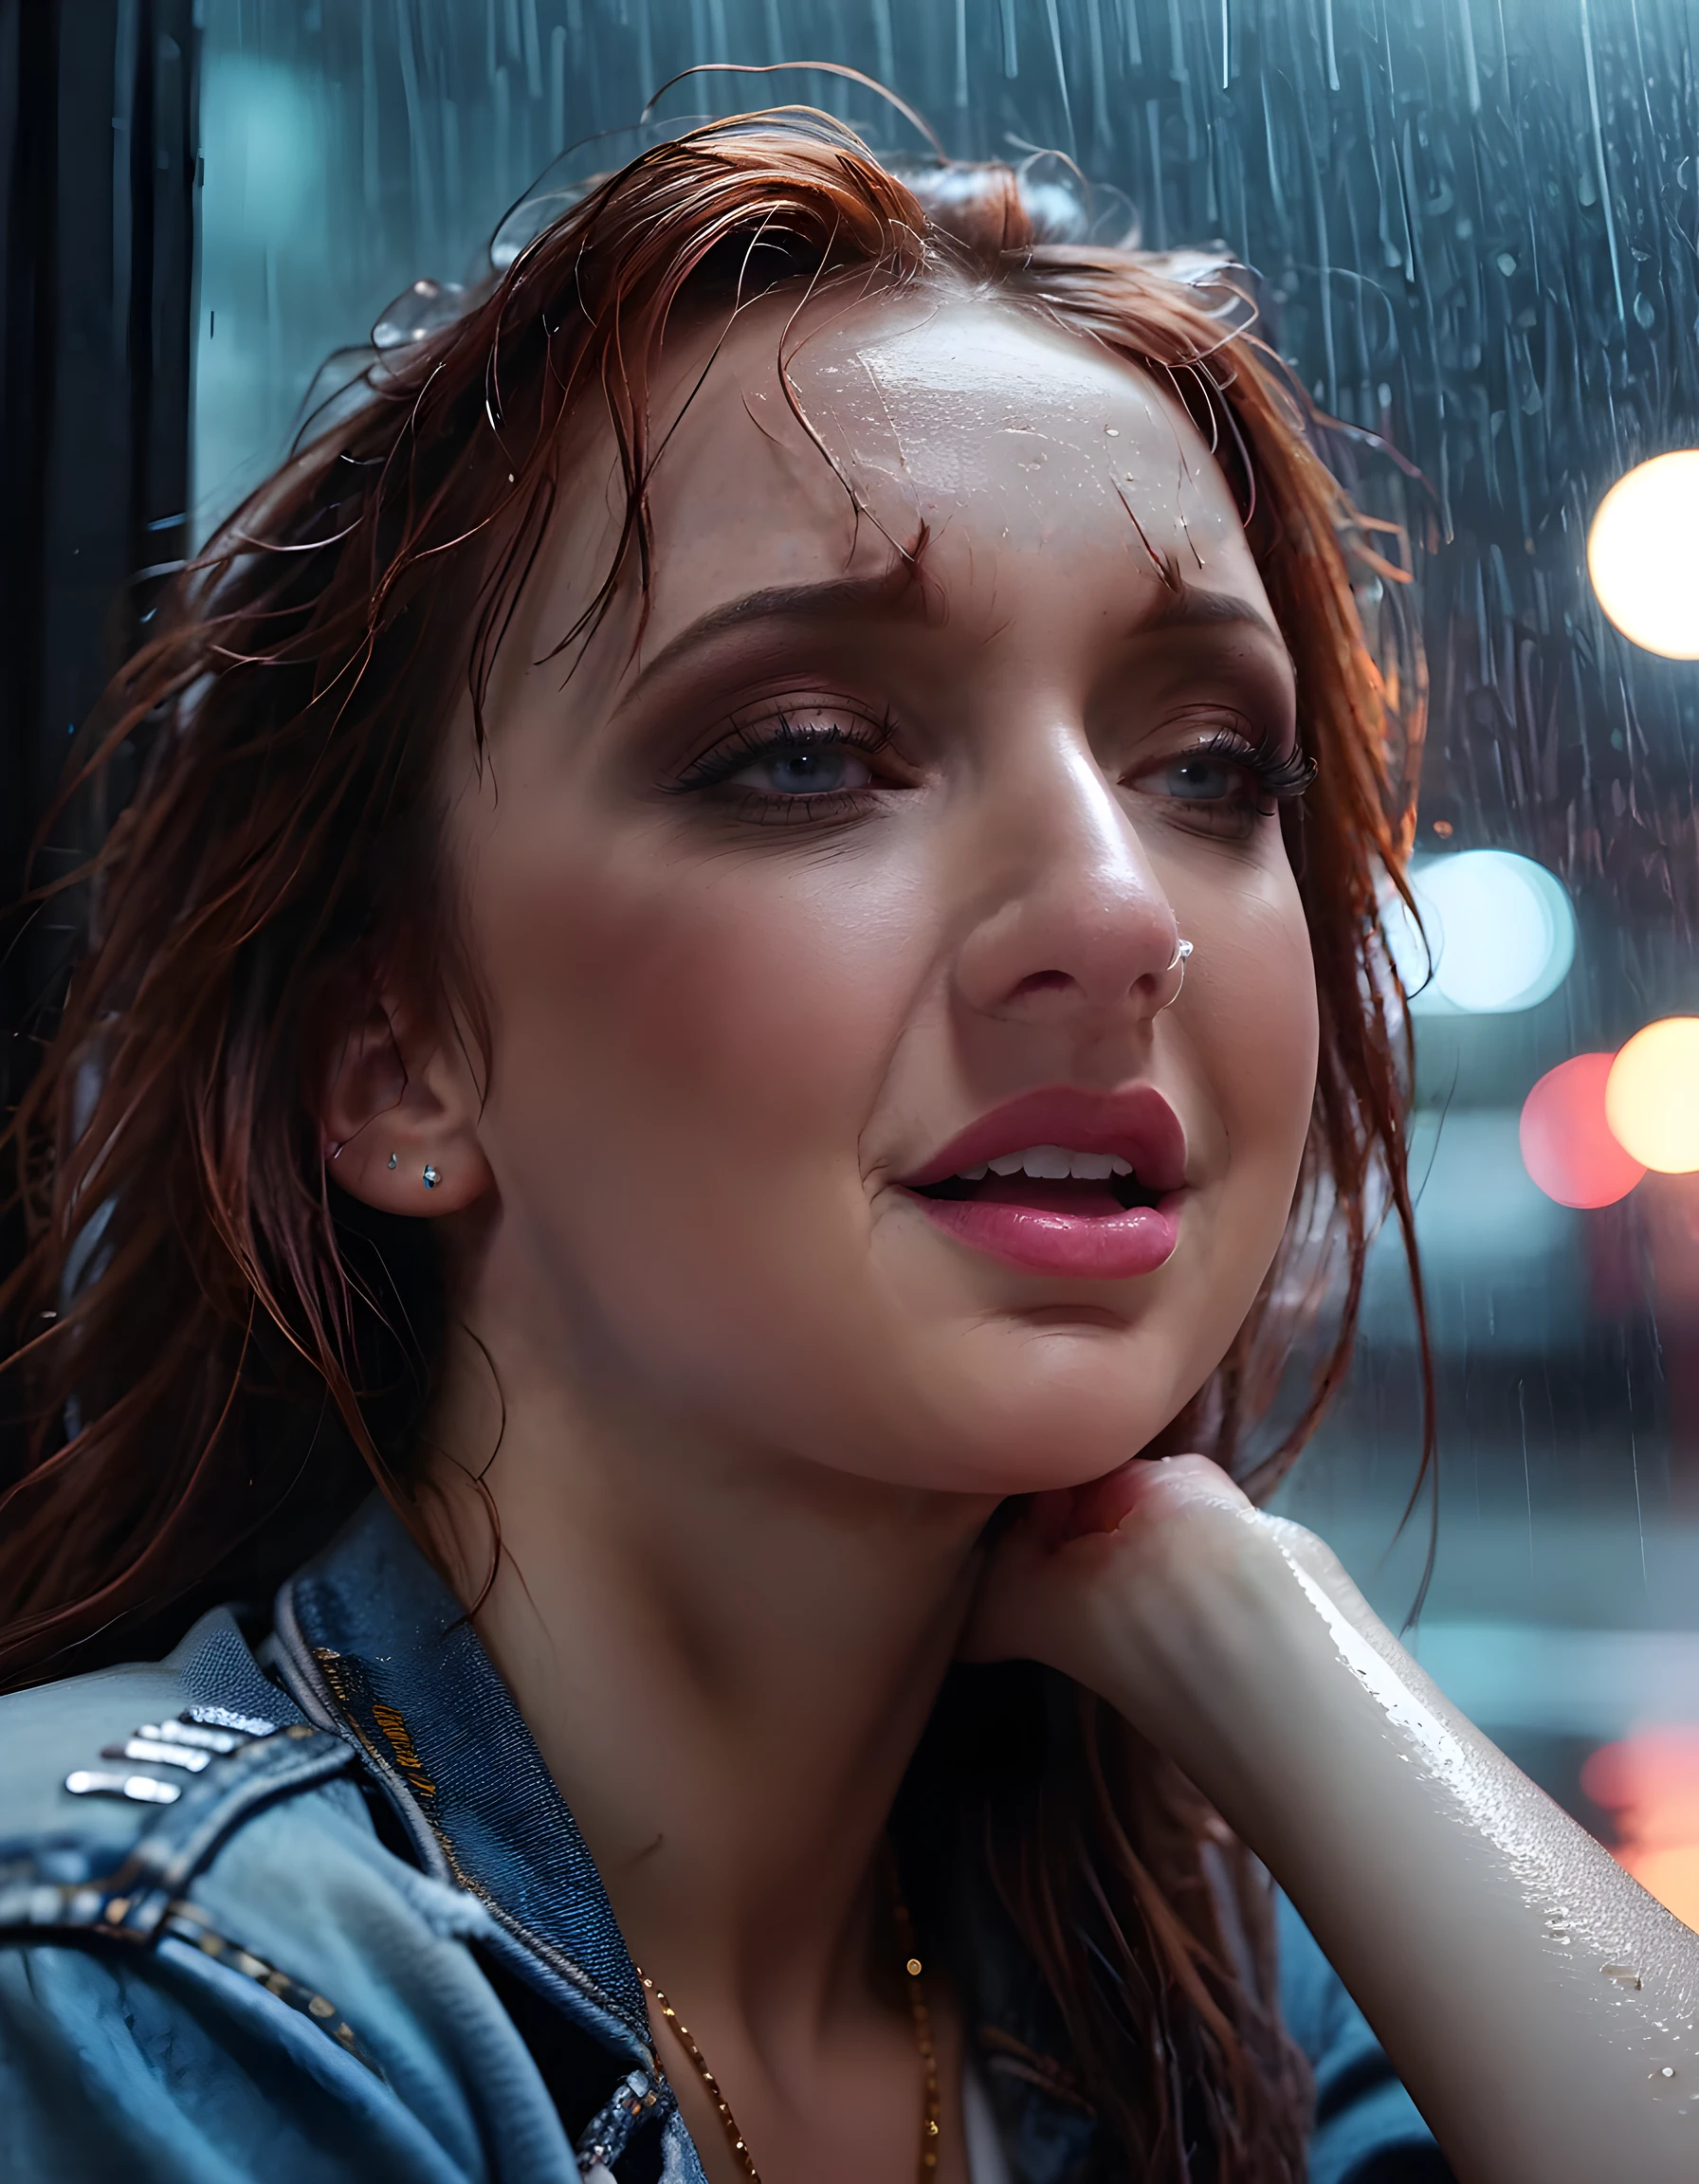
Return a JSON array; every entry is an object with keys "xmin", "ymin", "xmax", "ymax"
[{"xmin": 423, "ymin": 1296, "xmax": 995, "ymax": 2034}]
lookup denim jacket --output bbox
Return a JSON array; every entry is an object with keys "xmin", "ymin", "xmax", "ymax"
[{"xmin": 0, "ymin": 1497, "xmax": 1448, "ymax": 2182}]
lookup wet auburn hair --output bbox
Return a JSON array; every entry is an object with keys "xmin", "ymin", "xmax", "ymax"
[{"xmin": 0, "ymin": 108, "xmax": 1428, "ymax": 2183}]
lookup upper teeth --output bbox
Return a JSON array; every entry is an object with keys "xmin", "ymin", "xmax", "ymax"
[{"xmin": 957, "ymin": 1145, "xmax": 1135, "ymax": 1182}]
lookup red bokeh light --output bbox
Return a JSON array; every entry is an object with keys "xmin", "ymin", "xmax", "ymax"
[{"xmin": 1519, "ymin": 1052, "xmax": 1647, "ymax": 1209}]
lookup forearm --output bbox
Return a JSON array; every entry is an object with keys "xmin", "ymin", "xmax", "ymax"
[{"xmin": 1111, "ymin": 1533, "xmax": 1699, "ymax": 2183}]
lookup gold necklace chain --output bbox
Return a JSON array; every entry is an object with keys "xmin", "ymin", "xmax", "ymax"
[{"xmin": 637, "ymin": 1880, "xmax": 941, "ymax": 2184}]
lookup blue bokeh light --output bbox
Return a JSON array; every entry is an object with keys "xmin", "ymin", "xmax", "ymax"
[{"xmin": 1384, "ymin": 851, "xmax": 1577, "ymax": 1015}]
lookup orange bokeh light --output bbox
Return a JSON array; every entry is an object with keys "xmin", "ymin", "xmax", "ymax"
[
  {"xmin": 1582, "ymin": 1729, "xmax": 1699, "ymax": 1934},
  {"xmin": 1519, "ymin": 1052, "xmax": 1647, "ymax": 1210},
  {"xmin": 1607, "ymin": 1018, "xmax": 1699, "ymax": 1174}
]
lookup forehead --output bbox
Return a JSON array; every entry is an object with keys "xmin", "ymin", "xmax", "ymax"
[
  {"xmin": 538, "ymin": 284, "xmax": 1273, "ymax": 679},
  {"xmin": 797, "ymin": 294, "xmax": 1241, "ymax": 557}
]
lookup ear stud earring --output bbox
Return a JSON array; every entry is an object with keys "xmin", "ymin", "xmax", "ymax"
[
  {"xmin": 387, "ymin": 1153, "xmax": 397, "ymax": 1171},
  {"xmin": 422, "ymin": 1164, "xmax": 440, "ymax": 1190}
]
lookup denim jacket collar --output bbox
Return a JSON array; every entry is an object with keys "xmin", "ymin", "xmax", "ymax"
[{"xmin": 270, "ymin": 1497, "xmax": 656, "ymax": 2054}]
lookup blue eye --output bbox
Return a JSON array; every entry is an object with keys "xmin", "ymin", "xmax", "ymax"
[
  {"xmin": 730, "ymin": 744, "xmax": 873, "ymax": 797},
  {"xmin": 1157, "ymin": 756, "xmax": 1244, "ymax": 802},
  {"xmin": 671, "ymin": 708, "xmax": 898, "ymax": 819}
]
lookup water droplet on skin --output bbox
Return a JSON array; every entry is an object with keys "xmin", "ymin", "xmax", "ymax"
[
  {"xmin": 1105, "ymin": 425, "xmax": 1119, "ymax": 435},
  {"xmin": 1604, "ymin": 1964, "xmax": 1644, "ymax": 1990}
]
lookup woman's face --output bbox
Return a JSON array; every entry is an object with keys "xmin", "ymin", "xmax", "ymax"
[{"xmin": 440, "ymin": 288, "xmax": 1318, "ymax": 1496}]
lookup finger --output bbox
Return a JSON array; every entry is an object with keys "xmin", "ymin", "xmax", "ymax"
[
  {"xmin": 1063, "ymin": 1456, "xmax": 1162, "ymax": 1538},
  {"xmin": 1064, "ymin": 1451, "xmax": 1248, "ymax": 1538}
]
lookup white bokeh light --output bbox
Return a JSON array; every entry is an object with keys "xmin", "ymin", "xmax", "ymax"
[
  {"xmin": 1382, "ymin": 851, "xmax": 1576, "ymax": 1014},
  {"xmin": 1587, "ymin": 451, "xmax": 1699, "ymax": 659}
]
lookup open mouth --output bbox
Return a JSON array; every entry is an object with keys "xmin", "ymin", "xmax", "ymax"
[
  {"xmin": 911, "ymin": 1147, "xmax": 1167, "ymax": 1220},
  {"xmin": 898, "ymin": 1091, "xmax": 1188, "ymax": 1282}
]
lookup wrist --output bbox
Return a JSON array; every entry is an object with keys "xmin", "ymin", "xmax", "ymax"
[{"xmin": 1088, "ymin": 1514, "xmax": 1388, "ymax": 1818}]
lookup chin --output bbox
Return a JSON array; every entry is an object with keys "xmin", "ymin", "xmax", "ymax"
[{"xmin": 849, "ymin": 1333, "xmax": 1202, "ymax": 1500}]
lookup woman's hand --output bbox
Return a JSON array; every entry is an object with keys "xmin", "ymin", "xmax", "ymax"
[
  {"xmin": 963, "ymin": 1453, "xmax": 1699, "ymax": 2184},
  {"xmin": 960, "ymin": 1452, "xmax": 1364, "ymax": 1809}
]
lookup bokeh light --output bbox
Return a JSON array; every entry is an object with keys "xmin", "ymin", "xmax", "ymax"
[
  {"xmin": 1606, "ymin": 1018, "xmax": 1699, "ymax": 1174},
  {"xmin": 1587, "ymin": 451, "xmax": 1699, "ymax": 659},
  {"xmin": 1520, "ymin": 1053, "xmax": 1647, "ymax": 1209},
  {"xmin": 1383, "ymin": 851, "xmax": 1577, "ymax": 1014},
  {"xmin": 1582, "ymin": 1730, "xmax": 1699, "ymax": 1935}
]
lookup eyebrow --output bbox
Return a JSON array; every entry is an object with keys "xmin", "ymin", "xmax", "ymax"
[
  {"xmin": 1136, "ymin": 578, "xmax": 1287, "ymax": 650},
  {"xmin": 625, "ymin": 569, "xmax": 932, "ymax": 696},
  {"xmin": 621, "ymin": 565, "xmax": 1289, "ymax": 701}
]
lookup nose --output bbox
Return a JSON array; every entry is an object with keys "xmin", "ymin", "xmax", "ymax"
[{"xmin": 952, "ymin": 729, "xmax": 1186, "ymax": 1027}]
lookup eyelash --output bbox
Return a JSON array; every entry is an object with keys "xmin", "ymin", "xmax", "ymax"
[
  {"xmin": 668, "ymin": 714, "xmax": 1314, "ymax": 827},
  {"xmin": 669, "ymin": 710, "xmax": 898, "ymax": 818},
  {"xmin": 1165, "ymin": 727, "xmax": 1317, "ymax": 808}
]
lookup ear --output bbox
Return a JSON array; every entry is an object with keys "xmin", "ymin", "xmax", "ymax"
[{"xmin": 319, "ymin": 995, "xmax": 494, "ymax": 1217}]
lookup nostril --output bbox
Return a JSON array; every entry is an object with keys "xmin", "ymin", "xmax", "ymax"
[{"xmin": 1013, "ymin": 969, "xmax": 1074, "ymax": 996}]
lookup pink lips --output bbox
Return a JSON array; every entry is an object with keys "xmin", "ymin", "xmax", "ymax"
[{"xmin": 899, "ymin": 1085, "xmax": 1188, "ymax": 1282}]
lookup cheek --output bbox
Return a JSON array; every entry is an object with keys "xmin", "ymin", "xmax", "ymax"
[
  {"xmin": 1193, "ymin": 876, "xmax": 1320, "ymax": 1192},
  {"xmin": 470, "ymin": 815, "xmax": 932, "ymax": 1375},
  {"xmin": 559, "ymin": 858, "xmax": 922, "ymax": 1140}
]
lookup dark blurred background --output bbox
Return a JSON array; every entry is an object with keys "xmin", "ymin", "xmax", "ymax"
[{"xmin": 9, "ymin": 0, "xmax": 1699, "ymax": 1915}]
